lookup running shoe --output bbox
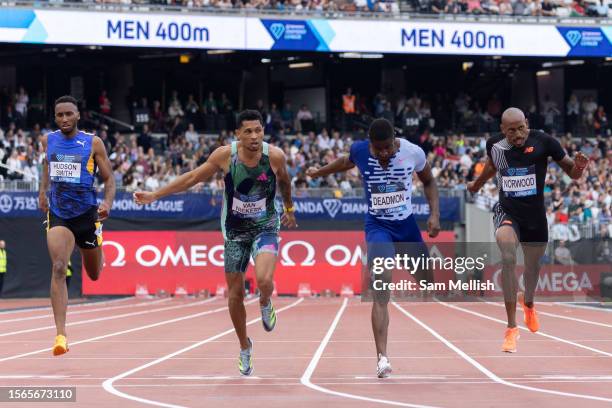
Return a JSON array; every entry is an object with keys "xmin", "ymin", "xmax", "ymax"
[
  {"xmin": 53, "ymin": 335, "xmax": 69, "ymax": 356},
  {"xmin": 518, "ymin": 291, "xmax": 539, "ymax": 333},
  {"xmin": 238, "ymin": 337, "xmax": 253, "ymax": 376},
  {"xmin": 377, "ymin": 353, "xmax": 392, "ymax": 378},
  {"xmin": 501, "ymin": 327, "xmax": 520, "ymax": 353},
  {"xmin": 261, "ymin": 300, "xmax": 277, "ymax": 332}
]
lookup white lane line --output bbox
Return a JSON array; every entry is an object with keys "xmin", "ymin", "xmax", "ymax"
[
  {"xmin": 0, "ymin": 298, "xmax": 215, "ymax": 337},
  {"xmin": 481, "ymin": 300, "xmax": 612, "ymax": 328},
  {"xmin": 102, "ymin": 298, "xmax": 304, "ymax": 408},
  {"xmin": 393, "ymin": 302, "xmax": 612, "ymax": 403},
  {"xmin": 551, "ymin": 302, "xmax": 612, "ymax": 313},
  {"xmin": 0, "ymin": 297, "xmax": 224, "ymax": 364},
  {"xmin": 0, "ymin": 296, "xmax": 134, "ymax": 315},
  {"xmin": 301, "ymin": 298, "xmax": 440, "ymax": 408},
  {"xmin": 440, "ymin": 302, "xmax": 612, "ymax": 358},
  {"xmin": 0, "ymin": 298, "xmax": 171, "ymax": 324}
]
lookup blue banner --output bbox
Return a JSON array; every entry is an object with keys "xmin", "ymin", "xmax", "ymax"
[{"xmin": 0, "ymin": 192, "xmax": 460, "ymax": 221}]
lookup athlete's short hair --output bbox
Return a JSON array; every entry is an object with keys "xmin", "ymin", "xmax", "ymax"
[
  {"xmin": 237, "ymin": 109, "xmax": 264, "ymax": 129},
  {"xmin": 368, "ymin": 118, "xmax": 395, "ymax": 141},
  {"xmin": 54, "ymin": 95, "xmax": 79, "ymax": 109}
]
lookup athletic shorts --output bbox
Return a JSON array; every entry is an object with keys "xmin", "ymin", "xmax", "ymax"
[
  {"xmin": 365, "ymin": 215, "xmax": 428, "ymax": 271},
  {"xmin": 224, "ymin": 230, "xmax": 279, "ymax": 273},
  {"xmin": 47, "ymin": 206, "xmax": 103, "ymax": 249},
  {"xmin": 493, "ymin": 202, "xmax": 548, "ymax": 244}
]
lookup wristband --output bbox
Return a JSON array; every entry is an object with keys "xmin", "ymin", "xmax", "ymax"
[{"xmin": 284, "ymin": 206, "xmax": 295, "ymax": 213}]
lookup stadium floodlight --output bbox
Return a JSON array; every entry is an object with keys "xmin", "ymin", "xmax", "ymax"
[
  {"xmin": 339, "ymin": 53, "xmax": 384, "ymax": 59},
  {"xmin": 207, "ymin": 50, "xmax": 234, "ymax": 55},
  {"xmin": 536, "ymin": 70, "xmax": 551, "ymax": 76},
  {"xmin": 462, "ymin": 62, "xmax": 473, "ymax": 71},
  {"xmin": 289, "ymin": 62, "xmax": 313, "ymax": 69},
  {"xmin": 261, "ymin": 58, "xmax": 271, "ymax": 63}
]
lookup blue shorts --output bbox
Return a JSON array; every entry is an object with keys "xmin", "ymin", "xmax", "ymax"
[{"xmin": 365, "ymin": 215, "xmax": 427, "ymax": 266}]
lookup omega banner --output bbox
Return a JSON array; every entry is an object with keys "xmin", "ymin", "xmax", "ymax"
[{"xmin": 83, "ymin": 231, "xmax": 455, "ymax": 295}]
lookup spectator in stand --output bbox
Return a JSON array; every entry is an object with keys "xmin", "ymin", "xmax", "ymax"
[
  {"xmin": 138, "ymin": 124, "xmax": 153, "ymax": 152},
  {"xmin": 281, "ymin": 101, "xmax": 295, "ymax": 131},
  {"xmin": 566, "ymin": 94, "xmax": 580, "ymax": 134},
  {"xmin": 203, "ymin": 92, "xmax": 218, "ymax": 114},
  {"xmin": 594, "ymin": 106, "xmax": 608, "ymax": 137},
  {"xmin": 168, "ymin": 96, "xmax": 184, "ymax": 120},
  {"xmin": 99, "ymin": 90, "xmax": 111, "ymax": 115},
  {"xmin": 499, "ymin": 0, "xmax": 513, "ymax": 14},
  {"xmin": 541, "ymin": 0, "xmax": 556, "ymax": 15},
  {"xmin": 14, "ymin": 87, "xmax": 29, "ymax": 129}
]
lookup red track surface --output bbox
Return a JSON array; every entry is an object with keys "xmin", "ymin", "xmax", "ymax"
[{"xmin": 0, "ymin": 296, "xmax": 610, "ymax": 407}]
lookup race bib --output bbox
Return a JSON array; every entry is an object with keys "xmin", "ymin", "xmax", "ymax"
[
  {"xmin": 502, "ymin": 166, "xmax": 536, "ymax": 197},
  {"xmin": 232, "ymin": 196, "xmax": 267, "ymax": 218},
  {"xmin": 371, "ymin": 190, "xmax": 407, "ymax": 210},
  {"xmin": 50, "ymin": 154, "xmax": 82, "ymax": 184}
]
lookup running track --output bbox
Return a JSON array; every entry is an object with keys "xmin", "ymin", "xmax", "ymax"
[{"xmin": 0, "ymin": 296, "xmax": 610, "ymax": 407}]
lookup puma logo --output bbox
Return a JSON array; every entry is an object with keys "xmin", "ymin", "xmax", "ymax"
[
  {"xmin": 84, "ymin": 240, "xmax": 96, "ymax": 247},
  {"xmin": 76, "ymin": 140, "xmax": 86, "ymax": 148}
]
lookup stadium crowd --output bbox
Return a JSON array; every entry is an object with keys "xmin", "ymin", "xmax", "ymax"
[
  {"xmin": 0, "ymin": 87, "xmax": 610, "ymax": 241},
  {"xmin": 31, "ymin": 0, "xmax": 612, "ymax": 16}
]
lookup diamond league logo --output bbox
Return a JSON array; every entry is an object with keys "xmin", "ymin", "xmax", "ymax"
[
  {"xmin": 565, "ymin": 30, "xmax": 581, "ymax": 47},
  {"xmin": 323, "ymin": 199, "xmax": 342, "ymax": 218},
  {"xmin": 507, "ymin": 168, "xmax": 516, "ymax": 176},
  {"xmin": 56, "ymin": 154, "xmax": 65, "ymax": 161},
  {"xmin": 0, "ymin": 194, "xmax": 13, "ymax": 213},
  {"xmin": 270, "ymin": 23, "xmax": 285, "ymax": 40}
]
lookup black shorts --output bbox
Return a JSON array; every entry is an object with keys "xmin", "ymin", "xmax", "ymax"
[
  {"xmin": 493, "ymin": 202, "xmax": 548, "ymax": 243},
  {"xmin": 46, "ymin": 207, "xmax": 103, "ymax": 249}
]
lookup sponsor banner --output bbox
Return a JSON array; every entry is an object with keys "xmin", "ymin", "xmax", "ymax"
[
  {"xmin": 0, "ymin": 9, "xmax": 244, "ymax": 49},
  {"xmin": 0, "ymin": 192, "xmax": 460, "ymax": 221},
  {"xmin": 83, "ymin": 230, "xmax": 455, "ymax": 295},
  {"xmin": 0, "ymin": 9, "xmax": 610, "ymax": 56},
  {"xmin": 482, "ymin": 265, "xmax": 608, "ymax": 297}
]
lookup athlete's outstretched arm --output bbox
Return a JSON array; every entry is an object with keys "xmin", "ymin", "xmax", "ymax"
[
  {"xmin": 93, "ymin": 136, "xmax": 116, "ymax": 221},
  {"xmin": 557, "ymin": 152, "xmax": 589, "ymax": 180},
  {"xmin": 269, "ymin": 147, "xmax": 297, "ymax": 228},
  {"xmin": 467, "ymin": 157, "xmax": 497, "ymax": 193},
  {"xmin": 38, "ymin": 135, "xmax": 49, "ymax": 213},
  {"xmin": 417, "ymin": 162, "xmax": 440, "ymax": 238},
  {"xmin": 134, "ymin": 146, "xmax": 229, "ymax": 205},
  {"xmin": 306, "ymin": 155, "xmax": 355, "ymax": 178}
]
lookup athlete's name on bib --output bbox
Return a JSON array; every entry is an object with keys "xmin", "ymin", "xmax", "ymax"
[
  {"xmin": 502, "ymin": 166, "xmax": 536, "ymax": 197},
  {"xmin": 232, "ymin": 197, "xmax": 266, "ymax": 217},
  {"xmin": 50, "ymin": 161, "xmax": 81, "ymax": 182},
  {"xmin": 371, "ymin": 191, "xmax": 407, "ymax": 210}
]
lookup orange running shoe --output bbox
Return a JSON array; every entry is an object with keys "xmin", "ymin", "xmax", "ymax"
[
  {"xmin": 518, "ymin": 292, "xmax": 539, "ymax": 333},
  {"xmin": 502, "ymin": 327, "xmax": 520, "ymax": 353},
  {"xmin": 53, "ymin": 335, "xmax": 69, "ymax": 356}
]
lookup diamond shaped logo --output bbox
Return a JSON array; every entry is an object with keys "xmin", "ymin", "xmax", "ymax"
[
  {"xmin": 323, "ymin": 199, "xmax": 342, "ymax": 218},
  {"xmin": 377, "ymin": 185, "xmax": 386, "ymax": 193},
  {"xmin": 270, "ymin": 23, "xmax": 285, "ymax": 40},
  {"xmin": 507, "ymin": 168, "xmax": 515, "ymax": 176},
  {"xmin": 56, "ymin": 154, "xmax": 64, "ymax": 161},
  {"xmin": 565, "ymin": 30, "xmax": 581, "ymax": 47}
]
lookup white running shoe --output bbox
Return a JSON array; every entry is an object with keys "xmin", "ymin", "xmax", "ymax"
[{"xmin": 377, "ymin": 353, "xmax": 392, "ymax": 378}]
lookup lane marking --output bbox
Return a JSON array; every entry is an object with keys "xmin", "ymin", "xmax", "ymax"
[
  {"xmin": 0, "ymin": 298, "xmax": 171, "ymax": 324},
  {"xmin": 102, "ymin": 298, "xmax": 304, "ymax": 408},
  {"xmin": 301, "ymin": 298, "xmax": 440, "ymax": 408},
  {"xmin": 393, "ymin": 302, "xmax": 612, "ymax": 403},
  {"xmin": 440, "ymin": 302, "xmax": 612, "ymax": 357},
  {"xmin": 0, "ymin": 296, "xmax": 134, "ymax": 315},
  {"xmin": 0, "ymin": 297, "xmax": 225, "ymax": 363},
  {"xmin": 0, "ymin": 298, "xmax": 217, "ymax": 338},
  {"xmin": 481, "ymin": 300, "xmax": 612, "ymax": 328}
]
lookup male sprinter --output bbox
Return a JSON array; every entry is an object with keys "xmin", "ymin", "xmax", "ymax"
[
  {"xmin": 307, "ymin": 118, "xmax": 440, "ymax": 378},
  {"xmin": 134, "ymin": 110, "xmax": 297, "ymax": 376},
  {"xmin": 468, "ymin": 107, "xmax": 587, "ymax": 353},
  {"xmin": 39, "ymin": 95, "xmax": 116, "ymax": 356}
]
